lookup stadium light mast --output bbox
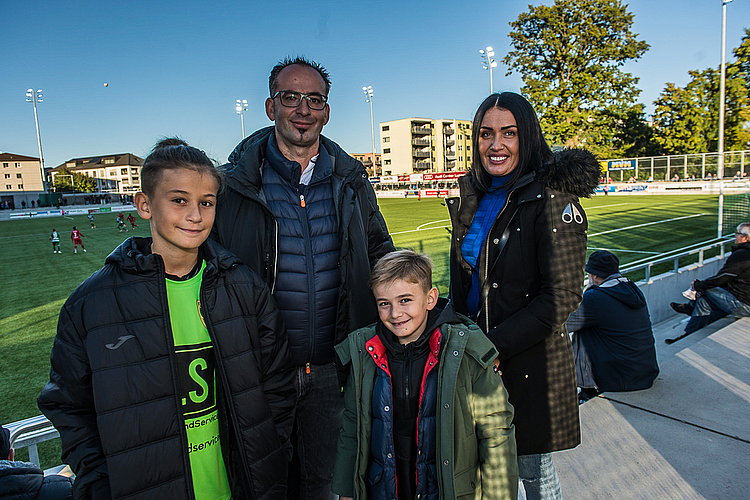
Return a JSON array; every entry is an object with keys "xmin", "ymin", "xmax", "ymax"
[
  {"xmin": 717, "ymin": 0, "xmax": 732, "ymax": 180},
  {"xmin": 25, "ymin": 88, "xmax": 47, "ymax": 192},
  {"xmin": 479, "ymin": 46, "xmax": 497, "ymax": 94},
  {"xmin": 363, "ymin": 86, "xmax": 377, "ymax": 176},
  {"xmin": 236, "ymin": 99, "xmax": 248, "ymax": 138}
]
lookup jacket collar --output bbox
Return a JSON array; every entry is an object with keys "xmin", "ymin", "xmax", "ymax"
[
  {"xmin": 265, "ymin": 132, "xmax": 333, "ymax": 185},
  {"xmin": 224, "ymin": 125, "xmax": 364, "ymax": 199},
  {"xmin": 105, "ymin": 237, "xmax": 239, "ymax": 276}
]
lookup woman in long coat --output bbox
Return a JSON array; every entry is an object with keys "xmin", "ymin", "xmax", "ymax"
[{"xmin": 447, "ymin": 92, "xmax": 600, "ymax": 500}]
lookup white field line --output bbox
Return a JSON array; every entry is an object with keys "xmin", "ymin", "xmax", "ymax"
[
  {"xmin": 585, "ymin": 203, "xmax": 631, "ymax": 210},
  {"xmin": 587, "ymin": 246, "xmax": 660, "ymax": 255},
  {"xmin": 588, "ymin": 213, "xmax": 710, "ymax": 238},
  {"xmin": 416, "ymin": 219, "xmax": 451, "ymax": 230}
]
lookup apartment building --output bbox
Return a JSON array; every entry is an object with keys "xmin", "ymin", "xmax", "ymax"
[
  {"xmin": 378, "ymin": 118, "xmax": 472, "ymax": 176},
  {"xmin": 350, "ymin": 152, "xmax": 382, "ymax": 177},
  {"xmin": 0, "ymin": 152, "xmax": 45, "ymax": 208},
  {"xmin": 50, "ymin": 153, "xmax": 144, "ymax": 194}
]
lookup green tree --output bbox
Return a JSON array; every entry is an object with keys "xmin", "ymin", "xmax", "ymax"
[
  {"xmin": 653, "ymin": 47, "xmax": 750, "ymax": 155},
  {"xmin": 53, "ymin": 167, "xmax": 97, "ymax": 193},
  {"xmin": 503, "ymin": 0, "xmax": 649, "ymax": 156}
]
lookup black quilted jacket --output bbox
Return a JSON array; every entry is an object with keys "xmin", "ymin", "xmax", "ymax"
[{"xmin": 38, "ymin": 237, "xmax": 295, "ymax": 500}]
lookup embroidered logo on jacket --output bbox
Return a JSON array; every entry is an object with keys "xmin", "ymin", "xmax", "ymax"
[
  {"xmin": 105, "ymin": 335, "xmax": 135, "ymax": 350},
  {"xmin": 561, "ymin": 203, "xmax": 583, "ymax": 224}
]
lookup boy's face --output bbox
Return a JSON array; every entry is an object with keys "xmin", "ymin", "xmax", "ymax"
[
  {"xmin": 134, "ymin": 168, "xmax": 218, "ymax": 262},
  {"xmin": 373, "ymin": 279, "xmax": 439, "ymax": 345}
]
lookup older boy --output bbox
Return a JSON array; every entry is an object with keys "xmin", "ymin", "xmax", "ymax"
[
  {"xmin": 38, "ymin": 139, "xmax": 294, "ymax": 500},
  {"xmin": 332, "ymin": 250, "xmax": 517, "ymax": 500}
]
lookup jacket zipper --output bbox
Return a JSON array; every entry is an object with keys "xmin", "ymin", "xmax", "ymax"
[
  {"xmin": 480, "ymin": 192, "xmax": 514, "ymax": 332},
  {"xmin": 159, "ymin": 257, "xmax": 197, "ymax": 500},
  {"xmin": 298, "ymin": 185, "xmax": 317, "ymax": 364},
  {"xmin": 200, "ymin": 275, "xmax": 255, "ymax": 500}
]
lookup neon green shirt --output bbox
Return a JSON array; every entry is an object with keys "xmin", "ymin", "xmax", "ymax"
[{"xmin": 166, "ymin": 261, "xmax": 231, "ymax": 500}]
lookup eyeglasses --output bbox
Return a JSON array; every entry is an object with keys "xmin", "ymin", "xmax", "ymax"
[{"xmin": 272, "ymin": 90, "xmax": 328, "ymax": 110}]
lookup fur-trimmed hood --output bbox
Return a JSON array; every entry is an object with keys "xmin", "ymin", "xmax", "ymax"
[{"xmin": 537, "ymin": 148, "xmax": 600, "ymax": 198}]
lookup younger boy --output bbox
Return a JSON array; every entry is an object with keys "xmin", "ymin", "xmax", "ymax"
[
  {"xmin": 38, "ymin": 139, "xmax": 295, "ymax": 500},
  {"xmin": 332, "ymin": 250, "xmax": 517, "ymax": 500},
  {"xmin": 70, "ymin": 226, "xmax": 85, "ymax": 253}
]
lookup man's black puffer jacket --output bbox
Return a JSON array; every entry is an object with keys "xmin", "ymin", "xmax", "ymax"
[
  {"xmin": 694, "ymin": 241, "xmax": 750, "ymax": 305},
  {"xmin": 38, "ymin": 237, "xmax": 295, "ymax": 500}
]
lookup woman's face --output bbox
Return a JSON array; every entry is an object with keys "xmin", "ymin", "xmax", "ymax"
[{"xmin": 478, "ymin": 107, "xmax": 519, "ymax": 177}]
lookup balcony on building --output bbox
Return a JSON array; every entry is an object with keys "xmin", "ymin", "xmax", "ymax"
[
  {"xmin": 445, "ymin": 152, "xmax": 456, "ymax": 160},
  {"xmin": 413, "ymin": 149, "xmax": 431, "ymax": 158},
  {"xmin": 445, "ymin": 139, "xmax": 455, "ymax": 147},
  {"xmin": 412, "ymin": 126, "xmax": 432, "ymax": 135},
  {"xmin": 445, "ymin": 160, "xmax": 457, "ymax": 169},
  {"xmin": 413, "ymin": 161, "xmax": 432, "ymax": 171},
  {"xmin": 412, "ymin": 138, "xmax": 430, "ymax": 146},
  {"xmin": 443, "ymin": 127, "xmax": 455, "ymax": 135}
]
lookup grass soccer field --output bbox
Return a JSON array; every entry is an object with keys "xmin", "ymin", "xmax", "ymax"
[{"xmin": 0, "ymin": 193, "xmax": 725, "ymax": 467}]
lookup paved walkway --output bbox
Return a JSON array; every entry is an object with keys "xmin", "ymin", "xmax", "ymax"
[{"xmin": 555, "ymin": 314, "xmax": 750, "ymax": 499}]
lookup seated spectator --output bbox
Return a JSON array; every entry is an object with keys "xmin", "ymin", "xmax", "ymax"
[
  {"xmin": 567, "ymin": 251, "xmax": 659, "ymax": 400},
  {"xmin": 671, "ymin": 222, "xmax": 750, "ymax": 337},
  {"xmin": 0, "ymin": 425, "xmax": 73, "ymax": 500}
]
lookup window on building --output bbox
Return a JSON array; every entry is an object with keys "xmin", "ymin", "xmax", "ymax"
[
  {"xmin": 2, "ymin": 163, "xmax": 8, "ymax": 168},
  {"xmin": 104, "ymin": 158, "xmax": 115, "ymax": 164},
  {"xmin": 15, "ymin": 163, "xmax": 21, "ymax": 168},
  {"xmin": 459, "ymin": 157, "xmax": 463, "ymax": 162},
  {"xmin": 4, "ymin": 174, "xmax": 9, "ymax": 179},
  {"xmin": 16, "ymin": 174, "xmax": 22, "ymax": 179},
  {"xmin": 383, "ymin": 137, "xmax": 390, "ymax": 143},
  {"xmin": 131, "ymin": 167, "xmax": 138, "ymax": 173},
  {"xmin": 382, "ymin": 125, "xmax": 389, "ymax": 131},
  {"xmin": 121, "ymin": 168, "xmax": 128, "ymax": 175},
  {"xmin": 458, "ymin": 145, "xmax": 462, "ymax": 150},
  {"xmin": 5, "ymin": 185, "xmax": 11, "ymax": 190},
  {"xmin": 384, "ymin": 159, "xmax": 391, "ymax": 165},
  {"xmin": 18, "ymin": 184, "xmax": 23, "ymax": 189},
  {"xmin": 110, "ymin": 170, "xmax": 117, "ymax": 176},
  {"xmin": 383, "ymin": 148, "xmax": 391, "ymax": 154},
  {"xmin": 467, "ymin": 145, "xmax": 470, "ymax": 150}
]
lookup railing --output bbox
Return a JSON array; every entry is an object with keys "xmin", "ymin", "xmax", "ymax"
[
  {"xmin": 6, "ymin": 414, "xmax": 59, "ymax": 467},
  {"xmin": 620, "ymin": 237, "xmax": 733, "ymax": 283},
  {"xmin": 411, "ymin": 126, "xmax": 431, "ymax": 134},
  {"xmin": 412, "ymin": 138, "xmax": 430, "ymax": 146}
]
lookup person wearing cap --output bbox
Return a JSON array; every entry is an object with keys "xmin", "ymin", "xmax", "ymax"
[
  {"xmin": 566, "ymin": 250, "xmax": 659, "ymax": 401},
  {"xmin": 0, "ymin": 425, "xmax": 73, "ymax": 500}
]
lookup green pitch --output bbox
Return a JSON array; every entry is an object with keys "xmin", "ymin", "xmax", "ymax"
[{"xmin": 0, "ymin": 194, "xmax": 727, "ymax": 467}]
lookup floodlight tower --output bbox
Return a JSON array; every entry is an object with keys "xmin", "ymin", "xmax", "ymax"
[
  {"xmin": 363, "ymin": 86, "xmax": 377, "ymax": 176},
  {"xmin": 717, "ymin": 0, "xmax": 733, "ymax": 180},
  {"xmin": 25, "ymin": 88, "xmax": 46, "ymax": 191},
  {"xmin": 236, "ymin": 99, "xmax": 248, "ymax": 138},
  {"xmin": 479, "ymin": 46, "xmax": 497, "ymax": 94}
]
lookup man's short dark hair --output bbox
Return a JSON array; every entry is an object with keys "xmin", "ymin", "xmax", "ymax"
[{"xmin": 269, "ymin": 56, "xmax": 331, "ymax": 96}]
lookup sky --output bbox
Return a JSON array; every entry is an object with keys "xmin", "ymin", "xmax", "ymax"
[{"xmin": 1, "ymin": 0, "xmax": 749, "ymax": 169}]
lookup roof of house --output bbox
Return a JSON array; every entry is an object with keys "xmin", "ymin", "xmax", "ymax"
[
  {"xmin": 51, "ymin": 153, "xmax": 144, "ymax": 172},
  {"xmin": 0, "ymin": 152, "xmax": 40, "ymax": 162}
]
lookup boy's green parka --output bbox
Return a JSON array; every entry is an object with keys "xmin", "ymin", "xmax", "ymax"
[{"xmin": 332, "ymin": 305, "xmax": 518, "ymax": 500}]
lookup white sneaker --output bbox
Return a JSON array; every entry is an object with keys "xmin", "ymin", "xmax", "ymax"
[
  {"xmin": 74, "ymin": 249, "xmax": 77, "ymax": 253},
  {"xmin": 83, "ymin": 249, "xmax": 87, "ymax": 252}
]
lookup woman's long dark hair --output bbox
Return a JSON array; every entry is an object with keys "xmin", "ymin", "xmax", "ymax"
[{"xmin": 469, "ymin": 92, "xmax": 553, "ymax": 192}]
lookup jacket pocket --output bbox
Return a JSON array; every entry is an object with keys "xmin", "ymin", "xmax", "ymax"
[{"xmin": 454, "ymin": 463, "xmax": 480, "ymax": 498}]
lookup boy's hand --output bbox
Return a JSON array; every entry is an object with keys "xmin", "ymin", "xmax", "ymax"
[
  {"xmin": 340, "ymin": 497, "xmax": 354, "ymax": 500},
  {"xmin": 493, "ymin": 358, "xmax": 501, "ymax": 372}
]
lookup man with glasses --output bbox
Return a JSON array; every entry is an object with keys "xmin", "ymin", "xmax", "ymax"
[
  {"xmin": 670, "ymin": 222, "xmax": 750, "ymax": 340},
  {"xmin": 211, "ymin": 56, "xmax": 394, "ymax": 500}
]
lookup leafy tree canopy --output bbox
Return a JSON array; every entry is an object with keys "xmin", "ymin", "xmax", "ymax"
[{"xmin": 504, "ymin": 0, "xmax": 649, "ymax": 154}]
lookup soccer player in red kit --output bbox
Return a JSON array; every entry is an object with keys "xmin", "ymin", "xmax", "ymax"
[{"xmin": 71, "ymin": 226, "xmax": 86, "ymax": 253}]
